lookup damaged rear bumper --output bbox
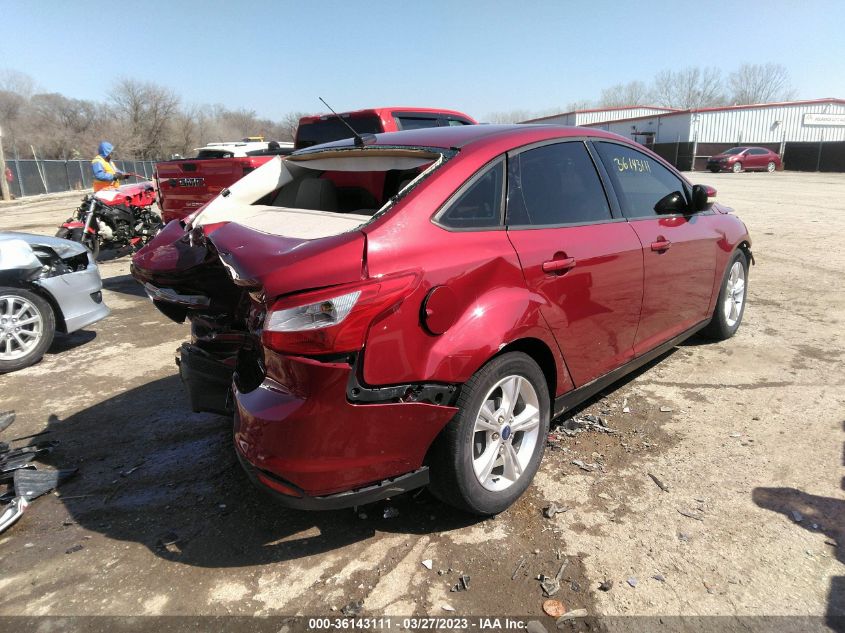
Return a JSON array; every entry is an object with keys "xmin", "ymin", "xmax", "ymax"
[
  {"xmin": 233, "ymin": 353, "xmax": 458, "ymax": 504},
  {"xmin": 238, "ymin": 451, "xmax": 430, "ymax": 510},
  {"xmin": 176, "ymin": 343, "xmax": 234, "ymax": 415}
]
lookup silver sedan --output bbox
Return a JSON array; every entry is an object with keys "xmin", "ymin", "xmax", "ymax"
[{"xmin": 0, "ymin": 233, "xmax": 109, "ymax": 373}]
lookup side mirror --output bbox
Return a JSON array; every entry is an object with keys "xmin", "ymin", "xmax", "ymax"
[
  {"xmin": 654, "ymin": 190, "xmax": 687, "ymax": 214},
  {"xmin": 691, "ymin": 184, "xmax": 715, "ymax": 212}
]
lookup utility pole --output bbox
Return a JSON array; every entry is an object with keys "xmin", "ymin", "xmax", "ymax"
[{"xmin": 0, "ymin": 126, "xmax": 11, "ymax": 201}]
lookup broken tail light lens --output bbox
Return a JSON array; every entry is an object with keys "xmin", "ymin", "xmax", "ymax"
[{"xmin": 262, "ymin": 272, "xmax": 420, "ymax": 355}]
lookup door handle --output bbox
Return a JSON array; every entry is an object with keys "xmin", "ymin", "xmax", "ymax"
[
  {"xmin": 542, "ymin": 257, "xmax": 576, "ymax": 273},
  {"xmin": 650, "ymin": 239, "xmax": 672, "ymax": 252}
]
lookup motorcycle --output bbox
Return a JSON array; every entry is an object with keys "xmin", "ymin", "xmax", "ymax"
[{"xmin": 56, "ymin": 175, "xmax": 162, "ymax": 259}]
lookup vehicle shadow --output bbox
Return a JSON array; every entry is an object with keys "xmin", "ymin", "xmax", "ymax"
[
  {"xmin": 46, "ymin": 329, "xmax": 97, "ymax": 355},
  {"xmin": 102, "ymin": 273, "xmax": 146, "ymax": 298},
  {"xmin": 751, "ymin": 419, "xmax": 845, "ymax": 631},
  {"xmin": 36, "ymin": 375, "xmax": 481, "ymax": 568}
]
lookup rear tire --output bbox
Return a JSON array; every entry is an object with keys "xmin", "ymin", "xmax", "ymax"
[
  {"xmin": 732, "ymin": 162, "xmax": 743, "ymax": 173},
  {"xmin": 700, "ymin": 250, "xmax": 748, "ymax": 341},
  {"xmin": 428, "ymin": 352, "xmax": 550, "ymax": 515},
  {"xmin": 0, "ymin": 287, "xmax": 56, "ymax": 373}
]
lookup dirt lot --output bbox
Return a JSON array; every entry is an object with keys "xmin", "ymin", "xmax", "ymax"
[{"xmin": 0, "ymin": 172, "xmax": 842, "ymax": 629}]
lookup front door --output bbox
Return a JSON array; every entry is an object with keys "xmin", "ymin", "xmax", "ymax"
[
  {"xmin": 505, "ymin": 141, "xmax": 644, "ymax": 387},
  {"xmin": 592, "ymin": 141, "xmax": 719, "ymax": 354}
]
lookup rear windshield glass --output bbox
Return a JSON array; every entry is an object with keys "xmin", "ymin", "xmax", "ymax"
[
  {"xmin": 295, "ymin": 115, "xmax": 383, "ymax": 149},
  {"xmin": 195, "ymin": 149, "xmax": 235, "ymax": 159}
]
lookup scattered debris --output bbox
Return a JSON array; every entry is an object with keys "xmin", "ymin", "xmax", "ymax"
[
  {"xmin": 652, "ymin": 574, "xmax": 666, "ymax": 582},
  {"xmin": 824, "ymin": 537, "xmax": 837, "ymax": 547},
  {"xmin": 597, "ymin": 492, "xmax": 612, "ymax": 501},
  {"xmin": 677, "ymin": 509, "xmax": 704, "ymax": 521},
  {"xmin": 659, "ymin": 406, "xmax": 673, "ymax": 413},
  {"xmin": 441, "ymin": 604, "xmax": 455, "ymax": 612},
  {"xmin": 556, "ymin": 609, "xmax": 588, "ymax": 627},
  {"xmin": 156, "ymin": 531, "xmax": 182, "ymax": 555},
  {"xmin": 622, "ymin": 398, "xmax": 629, "ymax": 414},
  {"xmin": 648, "ymin": 472, "xmax": 670, "ymax": 492},
  {"xmin": 65, "ymin": 544, "xmax": 83, "ymax": 555},
  {"xmin": 678, "ymin": 532, "xmax": 690, "ymax": 542},
  {"xmin": 340, "ymin": 600, "xmax": 364, "ymax": 617},
  {"xmin": 15, "ymin": 468, "xmax": 77, "ymax": 501},
  {"xmin": 627, "ymin": 577, "xmax": 638, "ymax": 588},
  {"xmin": 729, "ymin": 432, "xmax": 742, "ymax": 438},
  {"xmin": 527, "ymin": 621, "xmax": 548, "ymax": 633},
  {"xmin": 542, "ymin": 599, "xmax": 566, "ymax": 618},
  {"xmin": 571, "ymin": 459, "xmax": 596, "ymax": 472},
  {"xmin": 511, "ymin": 557, "xmax": 526, "ymax": 580},
  {"xmin": 560, "ymin": 415, "xmax": 618, "ymax": 436},
  {"xmin": 540, "ymin": 559, "xmax": 569, "ymax": 597},
  {"xmin": 383, "ymin": 506, "xmax": 399, "ymax": 519},
  {"xmin": 543, "ymin": 503, "xmax": 569, "ymax": 518},
  {"xmin": 790, "ymin": 510, "xmax": 804, "ymax": 523},
  {"xmin": 421, "ymin": 559, "xmax": 433, "ymax": 570},
  {"xmin": 570, "ymin": 580, "xmax": 581, "ymax": 593},
  {"xmin": 598, "ymin": 580, "xmax": 613, "ymax": 592},
  {"xmin": 0, "ymin": 411, "xmax": 14, "ymax": 434},
  {"xmin": 450, "ymin": 575, "xmax": 471, "ymax": 592},
  {"xmin": 358, "ymin": 512, "xmax": 368, "ymax": 520},
  {"xmin": 0, "ymin": 496, "xmax": 28, "ymax": 534},
  {"xmin": 120, "ymin": 461, "xmax": 144, "ymax": 477}
]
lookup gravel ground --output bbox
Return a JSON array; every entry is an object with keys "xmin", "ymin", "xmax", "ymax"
[{"xmin": 0, "ymin": 172, "xmax": 842, "ymax": 630}]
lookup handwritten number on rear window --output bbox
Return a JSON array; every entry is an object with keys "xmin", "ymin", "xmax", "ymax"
[{"xmin": 613, "ymin": 156, "xmax": 651, "ymax": 173}]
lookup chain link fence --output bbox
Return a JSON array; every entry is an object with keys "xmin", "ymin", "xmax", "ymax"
[{"xmin": 4, "ymin": 159, "xmax": 157, "ymax": 199}]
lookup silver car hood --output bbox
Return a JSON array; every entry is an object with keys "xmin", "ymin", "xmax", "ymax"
[{"xmin": 0, "ymin": 232, "xmax": 88, "ymax": 259}]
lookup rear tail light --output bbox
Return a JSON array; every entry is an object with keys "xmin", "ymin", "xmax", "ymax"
[{"xmin": 262, "ymin": 272, "xmax": 420, "ymax": 355}]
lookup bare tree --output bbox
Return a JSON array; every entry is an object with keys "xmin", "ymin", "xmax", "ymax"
[
  {"xmin": 728, "ymin": 63, "xmax": 796, "ymax": 105},
  {"xmin": 28, "ymin": 93, "xmax": 101, "ymax": 158},
  {"xmin": 0, "ymin": 69, "xmax": 36, "ymax": 99},
  {"xmin": 278, "ymin": 111, "xmax": 308, "ymax": 141},
  {"xmin": 651, "ymin": 67, "xmax": 726, "ymax": 109},
  {"xmin": 485, "ymin": 109, "xmax": 533, "ymax": 123},
  {"xmin": 599, "ymin": 81, "xmax": 652, "ymax": 108},
  {"xmin": 564, "ymin": 100, "xmax": 594, "ymax": 112},
  {"xmin": 109, "ymin": 79, "xmax": 180, "ymax": 159}
]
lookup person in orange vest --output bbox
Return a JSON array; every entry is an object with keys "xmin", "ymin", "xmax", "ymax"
[{"xmin": 91, "ymin": 141, "xmax": 129, "ymax": 192}]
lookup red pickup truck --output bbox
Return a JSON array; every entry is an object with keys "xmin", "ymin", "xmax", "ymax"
[{"xmin": 155, "ymin": 107, "xmax": 476, "ymax": 222}]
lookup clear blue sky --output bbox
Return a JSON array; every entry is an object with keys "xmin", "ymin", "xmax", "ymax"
[{"xmin": 3, "ymin": 0, "xmax": 843, "ymax": 119}]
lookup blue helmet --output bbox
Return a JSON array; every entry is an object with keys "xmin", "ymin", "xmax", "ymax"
[{"xmin": 98, "ymin": 141, "xmax": 114, "ymax": 157}]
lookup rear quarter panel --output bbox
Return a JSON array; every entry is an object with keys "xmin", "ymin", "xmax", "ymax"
[{"xmin": 361, "ymin": 148, "xmax": 572, "ymax": 396}]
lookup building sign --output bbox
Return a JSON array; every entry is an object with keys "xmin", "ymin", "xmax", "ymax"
[{"xmin": 803, "ymin": 113, "xmax": 845, "ymax": 127}]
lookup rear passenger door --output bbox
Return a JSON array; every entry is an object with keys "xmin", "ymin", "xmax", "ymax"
[
  {"xmin": 505, "ymin": 140, "xmax": 644, "ymax": 386},
  {"xmin": 592, "ymin": 141, "xmax": 718, "ymax": 354}
]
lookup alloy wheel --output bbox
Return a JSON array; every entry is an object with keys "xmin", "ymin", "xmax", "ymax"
[
  {"xmin": 471, "ymin": 374, "xmax": 541, "ymax": 492},
  {"xmin": 767, "ymin": 161, "xmax": 776, "ymax": 173},
  {"xmin": 723, "ymin": 261, "xmax": 746, "ymax": 327},
  {"xmin": 0, "ymin": 295, "xmax": 44, "ymax": 361}
]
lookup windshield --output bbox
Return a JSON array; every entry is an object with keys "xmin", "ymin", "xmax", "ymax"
[
  {"xmin": 723, "ymin": 147, "xmax": 747, "ymax": 155},
  {"xmin": 295, "ymin": 115, "xmax": 382, "ymax": 149}
]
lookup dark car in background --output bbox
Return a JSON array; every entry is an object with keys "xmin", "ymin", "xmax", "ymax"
[{"xmin": 707, "ymin": 146, "xmax": 782, "ymax": 173}]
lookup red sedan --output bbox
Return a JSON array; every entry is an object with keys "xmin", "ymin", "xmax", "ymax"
[
  {"xmin": 706, "ymin": 146, "xmax": 782, "ymax": 173},
  {"xmin": 132, "ymin": 124, "xmax": 752, "ymax": 515}
]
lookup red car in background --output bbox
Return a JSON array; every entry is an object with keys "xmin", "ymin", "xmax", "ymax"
[
  {"xmin": 294, "ymin": 106, "xmax": 476, "ymax": 149},
  {"xmin": 132, "ymin": 125, "xmax": 752, "ymax": 515},
  {"xmin": 707, "ymin": 146, "xmax": 782, "ymax": 173}
]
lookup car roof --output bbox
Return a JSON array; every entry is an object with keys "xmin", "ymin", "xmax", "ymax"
[{"xmin": 298, "ymin": 124, "xmax": 628, "ymax": 153}]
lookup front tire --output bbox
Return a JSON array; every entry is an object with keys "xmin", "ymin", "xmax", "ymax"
[
  {"xmin": 429, "ymin": 352, "xmax": 550, "ymax": 515},
  {"xmin": 67, "ymin": 228, "xmax": 100, "ymax": 260},
  {"xmin": 732, "ymin": 162, "xmax": 743, "ymax": 173},
  {"xmin": 0, "ymin": 287, "xmax": 56, "ymax": 373},
  {"xmin": 700, "ymin": 250, "xmax": 748, "ymax": 341},
  {"xmin": 767, "ymin": 161, "xmax": 776, "ymax": 173}
]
